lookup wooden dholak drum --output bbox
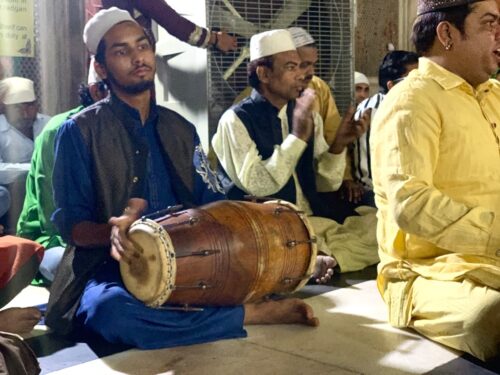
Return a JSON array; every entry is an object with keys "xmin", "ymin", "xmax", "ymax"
[{"xmin": 120, "ymin": 200, "xmax": 317, "ymax": 307}]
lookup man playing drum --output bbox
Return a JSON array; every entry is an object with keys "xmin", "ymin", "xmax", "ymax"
[{"xmin": 45, "ymin": 7, "xmax": 328, "ymax": 349}]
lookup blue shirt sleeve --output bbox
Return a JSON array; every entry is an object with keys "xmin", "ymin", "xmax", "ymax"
[
  {"xmin": 192, "ymin": 133, "xmax": 226, "ymax": 205},
  {"xmin": 51, "ymin": 119, "xmax": 96, "ymax": 244}
]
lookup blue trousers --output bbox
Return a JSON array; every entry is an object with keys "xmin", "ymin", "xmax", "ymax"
[
  {"xmin": 39, "ymin": 246, "xmax": 65, "ymax": 282},
  {"xmin": 75, "ymin": 262, "xmax": 246, "ymax": 349}
]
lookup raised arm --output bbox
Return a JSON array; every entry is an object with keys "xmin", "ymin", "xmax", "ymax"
[{"xmin": 130, "ymin": 0, "xmax": 237, "ymax": 51}]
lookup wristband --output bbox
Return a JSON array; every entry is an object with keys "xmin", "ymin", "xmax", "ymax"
[{"xmin": 213, "ymin": 31, "xmax": 219, "ymax": 48}]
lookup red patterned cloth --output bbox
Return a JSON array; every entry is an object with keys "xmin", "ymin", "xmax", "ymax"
[{"xmin": 0, "ymin": 236, "xmax": 44, "ymax": 289}]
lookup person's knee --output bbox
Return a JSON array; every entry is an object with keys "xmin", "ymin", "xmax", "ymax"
[
  {"xmin": 82, "ymin": 286, "xmax": 133, "ymax": 340},
  {"xmin": 462, "ymin": 294, "xmax": 500, "ymax": 361}
]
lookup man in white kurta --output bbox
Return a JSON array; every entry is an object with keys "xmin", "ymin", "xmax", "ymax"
[
  {"xmin": 213, "ymin": 29, "xmax": 379, "ymax": 273},
  {"xmin": 0, "ymin": 77, "xmax": 50, "ymax": 185}
]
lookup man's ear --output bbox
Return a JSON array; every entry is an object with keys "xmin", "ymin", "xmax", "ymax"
[
  {"xmin": 256, "ymin": 65, "xmax": 269, "ymax": 84},
  {"xmin": 386, "ymin": 80, "xmax": 395, "ymax": 91},
  {"xmin": 436, "ymin": 21, "xmax": 454, "ymax": 50},
  {"xmin": 94, "ymin": 60, "xmax": 107, "ymax": 80}
]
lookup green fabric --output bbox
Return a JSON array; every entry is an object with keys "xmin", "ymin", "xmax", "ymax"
[{"xmin": 16, "ymin": 106, "xmax": 83, "ymax": 248}]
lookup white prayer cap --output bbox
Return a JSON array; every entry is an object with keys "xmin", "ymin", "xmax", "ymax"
[
  {"xmin": 0, "ymin": 77, "xmax": 36, "ymax": 105},
  {"xmin": 287, "ymin": 27, "xmax": 315, "ymax": 48},
  {"xmin": 83, "ymin": 7, "xmax": 137, "ymax": 55},
  {"xmin": 87, "ymin": 57, "xmax": 102, "ymax": 84},
  {"xmin": 355, "ymin": 71, "xmax": 370, "ymax": 86},
  {"xmin": 250, "ymin": 29, "xmax": 296, "ymax": 62}
]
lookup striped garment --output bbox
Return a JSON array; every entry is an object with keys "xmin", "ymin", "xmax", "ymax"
[{"xmin": 352, "ymin": 93, "xmax": 385, "ymax": 190}]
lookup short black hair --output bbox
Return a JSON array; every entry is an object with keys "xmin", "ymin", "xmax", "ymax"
[
  {"xmin": 411, "ymin": 4, "xmax": 473, "ymax": 55},
  {"xmin": 378, "ymin": 50, "xmax": 419, "ymax": 93},
  {"xmin": 247, "ymin": 56, "xmax": 274, "ymax": 89},
  {"xmin": 78, "ymin": 81, "xmax": 107, "ymax": 107},
  {"xmin": 94, "ymin": 38, "xmax": 107, "ymax": 66}
]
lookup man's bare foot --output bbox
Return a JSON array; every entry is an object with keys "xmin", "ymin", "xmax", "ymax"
[
  {"xmin": 312, "ymin": 255, "xmax": 337, "ymax": 284},
  {"xmin": 244, "ymin": 298, "xmax": 319, "ymax": 327},
  {"xmin": 0, "ymin": 307, "xmax": 41, "ymax": 334}
]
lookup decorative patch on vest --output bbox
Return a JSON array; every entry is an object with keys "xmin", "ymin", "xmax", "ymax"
[{"xmin": 194, "ymin": 145, "xmax": 225, "ymax": 194}]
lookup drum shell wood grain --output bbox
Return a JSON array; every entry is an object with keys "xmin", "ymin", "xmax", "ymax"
[{"xmin": 123, "ymin": 200, "xmax": 316, "ymax": 306}]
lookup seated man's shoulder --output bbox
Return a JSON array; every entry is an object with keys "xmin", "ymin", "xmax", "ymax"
[
  {"xmin": 70, "ymin": 97, "xmax": 111, "ymax": 122},
  {"xmin": 40, "ymin": 107, "xmax": 82, "ymax": 137},
  {"xmin": 358, "ymin": 93, "xmax": 385, "ymax": 111},
  {"xmin": 230, "ymin": 94, "xmax": 260, "ymax": 115},
  {"xmin": 220, "ymin": 101, "xmax": 254, "ymax": 127},
  {"xmin": 309, "ymin": 75, "xmax": 330, "ymax": 90},
  {"xmin": 0, "ymin": 115, "xmax": 10, "ymax": 132},
  {"xmin": 37, "ymin": 113, "xmax": 52, "ymax": 124},
  {"xmin": 490, "ymin": 77, "xmax": 500, "ymax": 91},
  {"xmin": 156, "ymin": 105, "xmax": 197, "ymax": 134}
]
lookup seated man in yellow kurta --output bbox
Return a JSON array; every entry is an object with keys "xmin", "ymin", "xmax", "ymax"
[{"xmin": 371, "ymin": 0, "xmax": 500, "ymax": 361}]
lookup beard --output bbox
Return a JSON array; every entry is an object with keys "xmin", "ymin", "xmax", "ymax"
[
  {"xmin": 12, "ymin": 118, "xmax": 34, "ymax": 130},
  {"xmin": 106, "ymin": 70, "xmax": 155, "ymax": 95}
]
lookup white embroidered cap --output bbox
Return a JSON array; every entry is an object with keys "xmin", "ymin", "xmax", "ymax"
[
  {"xmin": 287, "ymin": 27, "xmax": 315, "ymax": 48},
  {"xmin": 87, "ymin": 57, "xmax": 102, "ymax": 84},
  {"xmin": 250, "ymin": 29, "xmax": 296, "ymax": 61},
  {"xmin": 0, "ymin": 76, "xmax": 36, "ymax": 105},
  {"xmin": 355, "ymin": 71, "xmax": 370, "ymax": 86},
  {"xmin": 83, "ymin": 7, "xmax": 137, "ymax": 55}
]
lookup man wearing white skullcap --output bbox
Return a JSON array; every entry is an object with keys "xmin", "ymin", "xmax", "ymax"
[
  {"xmin": 0, "ymin": 76, "xmax": 50, "ymax": 233},
  {"xmin": 17, "ymin": 61, "xmax": 108, "ymax": 283},
  {"xmin": 83, "ymin": 6, "xmax": 136, "ymax": 55},
  {"xmin": 213, "ymin": 29, "xmax": 377, "ymax": 275},
  {"xmin": 0, "ymin": 77, "xmax": 50, "ymax": 174},
  {"xmin": 354, "ymin": 71, "xmax": 370, "ymax": 105},
  {"xmin": 234, "ymin": 27, "xmax": 343, "ymax": 146},
  {"xmin": 46, "ymin": 9, "xmax": 321, "ymax": 348}
]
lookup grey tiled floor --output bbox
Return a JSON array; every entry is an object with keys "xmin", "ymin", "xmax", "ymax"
[{"xmin": 8, "ymin": 266, "xmax": 499, "ymax": 374}]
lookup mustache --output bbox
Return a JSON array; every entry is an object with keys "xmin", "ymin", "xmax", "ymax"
[{"xmin": 131, "ymin": 64, "xmax": 153, "ymax": 73}]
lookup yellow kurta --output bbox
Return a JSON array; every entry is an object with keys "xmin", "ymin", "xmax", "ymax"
[{"xmin": 371, "ymin": 57, "xmax": 500, "ymax": 358}]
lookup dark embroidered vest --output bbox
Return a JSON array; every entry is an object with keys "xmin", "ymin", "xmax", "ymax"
[
  {"xmin": 75, "ymin": 95, "xmax": 196, "ymax": 222},
  {"xmin": 46, "ymin": 96, "xmax": 198, "ymax": 335},
  {"xmin": 230, "ymin": 90, "xmax": 326, "ymax": 216}
]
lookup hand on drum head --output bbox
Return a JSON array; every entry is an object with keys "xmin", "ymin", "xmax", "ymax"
[
  {"xmin": 108, "ymin": 198, "xmax": 148, "ymax": 262},
  {"xmin": 312, "ymin": 255, "xmax": 337, "ymax": 284}
]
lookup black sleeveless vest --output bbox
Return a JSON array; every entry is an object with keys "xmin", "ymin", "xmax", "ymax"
[
  {"xmin": 230, "ymin": 90, "xmax": 327, "ymax": 216},
  {"xmin": 46, "ymin": 95, "xmax": 199, "ymax": 335}
]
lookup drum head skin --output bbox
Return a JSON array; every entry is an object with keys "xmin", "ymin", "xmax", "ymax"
[{"xmin": 120, "ymin": 219, "xmax": 176, "ymax": 307}]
